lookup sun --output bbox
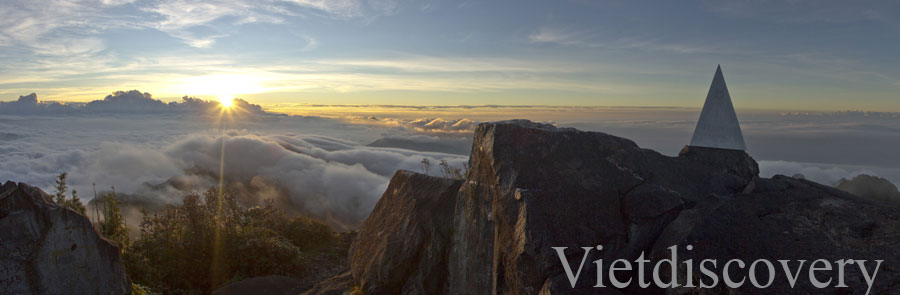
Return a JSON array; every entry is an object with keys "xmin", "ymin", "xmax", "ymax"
[
  {"xmin": 171, "ymin": 74, "xmax": 266, "ymax": 109},
  {"xmin": 219, "ymin": 96, "xmax": 233, "ymax": 108}
]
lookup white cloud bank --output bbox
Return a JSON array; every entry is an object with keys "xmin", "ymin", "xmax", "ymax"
[
  {"xmin": 0, "ymin": 124, "xmax": 467, "ymax": 229},
  {"xmin": 0, "ymin": 94, "xmax": 470, "ymax": 228},
  {"xmin": 3, "ymin": 93, "xmax": 900, "ymax": 228}
]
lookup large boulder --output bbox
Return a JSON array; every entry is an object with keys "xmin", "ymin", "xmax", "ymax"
[
  {"xmin": 449, "ymin": 120, "xmax": 760, "ymax": 294},
  {"xmin": 0, "ymin": 181, "xmax": 131, "ymax": 294},
  {"xmin": 348, "ymin": 171, "xmax": 463, "ymax": 294},
  {"xmin": 836, "ymin": 174, "xmax": 900, "ymax": 204},
  {"xmin": 310, "ymin": 120, "xmax": 900, "ymax": 294},
  {"xmin": 650, "ymin": 175, "xmax": 900, "ymax": 294}
]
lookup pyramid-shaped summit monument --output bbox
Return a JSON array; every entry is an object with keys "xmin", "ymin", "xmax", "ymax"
[{"xmin": 689, "ymin": 65, "xmax": 746, "ymax": 150}]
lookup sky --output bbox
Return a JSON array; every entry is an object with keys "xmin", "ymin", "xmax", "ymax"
[{"xmin": 1, "ymin": 0, "xmax": 899, "ymax": 111}]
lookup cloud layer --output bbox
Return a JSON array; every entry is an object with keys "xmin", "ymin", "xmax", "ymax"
[
  {"xmin": 0, "ymin": 90, "xmax": 265, "ymax": 115},
  {"xmin": 0, "ymin": 100, "xmax": 468, "ymax": 228},
  {"xmin": 3, "ymin": 94, "xmax": 899, "ymax": 228}
]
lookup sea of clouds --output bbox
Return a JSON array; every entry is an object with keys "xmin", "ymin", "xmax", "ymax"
[
  {"xmin": 0, "ymin": 92, "xmax": 470, "ymax": 229},
  {"xmin": 2, "ymin": 92, "xmax": 899, "ymax": 228}
]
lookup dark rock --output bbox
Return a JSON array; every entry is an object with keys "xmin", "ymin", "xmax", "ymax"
[
  {"xmin": 836, "ymin": 174, "xmax": 900, "ymax": 204},
  {"xmin": 300, "ymin": 272, "xmax": 355, "ymax": 295},
  {"xmin": 451, "ymin": 120, "xmax": 759, "ymax": 294},
  {"xmin": 348, "ymin": 170, "xmax": 463, "ymax": 294},
  {"xmin": 678, "ymin": 145, "xmax": 759, "ymax": 180},
  {"xmin": 652, "ymin": 175, "xmax": 900, "ymax": 294},
  {"xmin": 0, "ymin": 181, "xmax": 131, "ymax": 294},
  {"xmin": 213, "ymin": 275, "xmax": 304, "ymax": 295},
  {"xmin": 315, "ymin": 120, "xmax": 900, "ymax": 294}
]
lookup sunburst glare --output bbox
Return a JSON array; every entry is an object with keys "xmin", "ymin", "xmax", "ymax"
[{"xmin": 219, "ymin": 96, "xmax": 233, "ymax": 108}]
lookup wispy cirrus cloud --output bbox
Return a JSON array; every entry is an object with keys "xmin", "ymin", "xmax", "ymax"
[
  {"xmin": 705, "ymin": 0, "xmax": 900, "ymax": 25},
  {"xmin": 0, "ymin": 0, "xmax": 365, "ymax": 53},
  {"xmin": 137, "ymin": 0, "xmax": 402, "ymax": 47},
  {"xmin": 142, "ymin": 0, "xmax": 251, "ymax": 48},
  {"xmin": 283, "ymin": 0, "xmax": 367, "ymax": 17},
  {"xmin": 528, "ymin": 26, "xmax": 590, "ymax": 46},
  {"xmin": 0, "ymin": 0, "xmax": 134, "ymax": 56},
  {"xmin": 141, "ymin": 0, "xmax": 300, "ymax": 48},
  {"xmin": 527, "ymin": 26, "xmax": 747, "ymax": 56}
]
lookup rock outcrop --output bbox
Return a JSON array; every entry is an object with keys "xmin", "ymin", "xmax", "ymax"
[
  {"xmin": 349, "ymin": 171, "xmax": 463, "ymax": 294},
  {"xmin": 308, "ymin": 120, "xmax": 900, "ymax": 294},
  {"xmin": 0, "ymin": 181, "xmax": 131, "ymax": 294},
  {"xmin": 213, "ymin": 275, "xmax": 304, "ymax": 295},
  {"xmin": 299, "ymin": 272, "xmax": 355, "ymax": 295},
  {"xmin": 836, "ymin": 174, "xmax": 900, "ymax": 204}
]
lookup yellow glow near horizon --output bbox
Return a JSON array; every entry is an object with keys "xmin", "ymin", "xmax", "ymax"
[
  {"xmin": 219, "ymin": 96, "xmax": 233, "ymax": 108},
  {"xmin": 171, "ymin": 74, "xmax": 267, "ymax": 102}
]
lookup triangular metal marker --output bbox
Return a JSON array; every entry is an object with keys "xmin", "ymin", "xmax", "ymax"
[{"xmin": 689, "ymin": 65, "xmax": 747, "ymax": 150}]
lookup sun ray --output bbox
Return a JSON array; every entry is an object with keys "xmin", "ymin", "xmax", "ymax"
[
  {"xmin": 219, "ymin": 96, "xmax": 233, "ymax": 108},
  {"xmin": 209, "ymin": 97, "xmax": 236, "ymax": 287}
]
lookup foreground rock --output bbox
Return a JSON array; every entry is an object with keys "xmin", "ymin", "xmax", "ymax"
[
  {"xmin": 299, "ymin": 272, "xmax": 355, "ymax": 295},
  {"xmin": 349, "ymin": 171, "xmax": 463, "ymax": 294},
  {"xmin": 307, "ymin": 120, "xmax": 900, "ymax": 294},
  {"xmin": 213, "ymin": 275, "xmax": 304, "ymax": 295},
  {"xmin": 836, "ymin": 174, "xmax": 900, "ymax": 204},
  {"xmin": 0, "ymin": 181, "xmax": 131, "ymax": 294}
]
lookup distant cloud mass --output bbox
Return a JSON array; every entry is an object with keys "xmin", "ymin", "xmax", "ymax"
[
  {"xmin": 347, "ymin": 116, "xmax": 479, "ymax": 134},
  {"xmin": 0, "ymin": 97, "xmax": 468, "ymax": 228},
  {"xmin": 0, "ymin": 93, "xmax": 74, "ymax": 115},
  {"xmin": 0, "ymin": 90, "xmax": 266, "ymax": 115},
  {"xmin": 367, "ymin": 134, "xmax": 472, "ymax": 155},
  {"xmin": 84, "ymin": 91, "xmax": 168, "ymax": 113}
]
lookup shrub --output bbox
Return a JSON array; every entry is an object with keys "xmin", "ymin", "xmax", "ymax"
[
  {"xmin": 229, "ymin": 227, "xmax": 303, "ymax": 277},
  {"xmin": 276, "ymin": 216, "xmax": 335, "ymax": 252},
  {"xmin": 124, "ymin": 188, "xmax": 336, "ymax": 294},
  {"xmin": 99, "ymin": 190, "xmax": 129, "ymax": 249},
  {"xmin": 52, "ymin": 172, "xmax": 87, "ymax": 215}
]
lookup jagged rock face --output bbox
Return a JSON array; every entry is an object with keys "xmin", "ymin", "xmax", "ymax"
[
  {"xmin": 300, "ymin": 272, "xmax": 354, "ymax": 295},
  {"xmin": 651, "ymin": 176, "xmax": 900, "ymax": 294},
  {"xmin": 320, "ymin": 120, "xmax": 900, "ymax": 294},
  {"xmin": 0, "ymin": 181, "xmax": 131, "ymax": 295},
  {"xmin": 349, "ymin": 171, "xmax": 463, "ymax": 294},
  {"xmin": 452, "ymin": 120, "xmax": 762, "ymax": 294},
  {"xmin": 213, "ymin": 275, "xmax": 304, "ymax": 295}
]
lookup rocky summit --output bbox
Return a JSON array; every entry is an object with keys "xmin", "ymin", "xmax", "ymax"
[
  {"xmin": 0, "ymin": 181, "xmax": 131, "ymax": 295},
  {"xmin": 313, "ymin": 120, "xmax": 900, "ymax": 294}
]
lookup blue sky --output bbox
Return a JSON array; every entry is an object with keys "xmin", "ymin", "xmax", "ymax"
[{"xmin": 1, "ymin": 0, "xmax": 898, "ymax": 111}]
